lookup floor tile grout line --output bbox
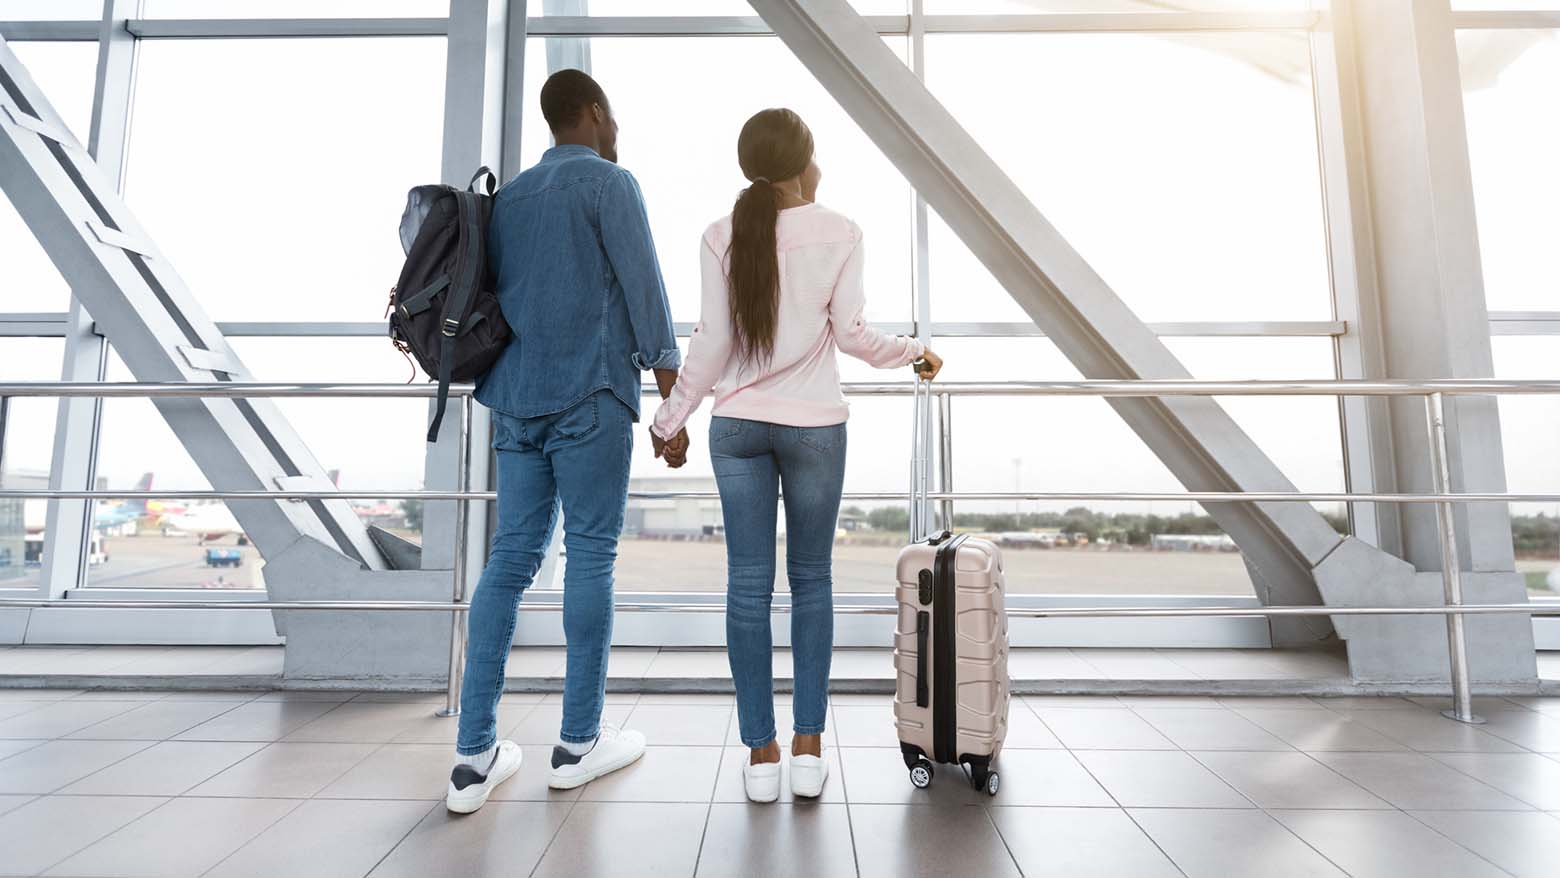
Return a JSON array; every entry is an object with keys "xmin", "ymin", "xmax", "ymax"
[
  {"xmin": 977, "ymin": 800, "xmax": 1027, "ymax": 877},
  {"xmin": 526, "ymin": 795, "xmax": 584, "ymax": 878},
  {"xmin": 687, "ymin": 701, "xmax": 735, "ymax": 877},
  {"xmin": 192, "ymin": 794, "xmax": 312, "ymax": 878},
  {"xmin": 1390, "ymin": 806, "xmax": 1523, "ymax": 877},
  {"xmin": 63, "ymin": 695, "xmax": 257, "ymax": 744},
  {"xmin": 1416, "ymin": 749, "xmax": 1555, "ymax": 812},
  {"xmin": 361, "ymin": 799, "xmax": 442, "ymax": 878},
  {"xmin": 30, "ymin": 791, "xmax": 181, "ymax": 877}
]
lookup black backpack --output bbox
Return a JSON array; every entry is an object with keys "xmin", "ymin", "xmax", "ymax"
[{"xmin": 389, "ymin": 167, "xmax": 512, "ymax": 441}]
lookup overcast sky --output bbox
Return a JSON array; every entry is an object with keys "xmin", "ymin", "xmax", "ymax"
[{"xmin": 1, "ymin": 11, "xmax": 1556, "ymax": 531}]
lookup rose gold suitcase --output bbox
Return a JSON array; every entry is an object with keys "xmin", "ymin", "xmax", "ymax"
[{"xmin": 892, "ymin": 379, "xmax": 1009, "ymax": 796}]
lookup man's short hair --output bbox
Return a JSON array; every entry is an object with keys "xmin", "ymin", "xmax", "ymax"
[{"xmin": 540, "ymin": 69, "xmax": 608, "ymax": 132}]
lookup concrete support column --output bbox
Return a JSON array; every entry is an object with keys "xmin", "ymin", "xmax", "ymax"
[{"xmin": 1317, "ymin": 0, "xmax": 1534, "ymax": 682}]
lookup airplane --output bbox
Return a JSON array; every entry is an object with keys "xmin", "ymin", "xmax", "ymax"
[
  {"xmin": 160, "ymin": 503, "xmax": 245, "ymax": 545},
  {"xmin": 94, "ymin": 472, "xmax": 155, "ymax": 531}
]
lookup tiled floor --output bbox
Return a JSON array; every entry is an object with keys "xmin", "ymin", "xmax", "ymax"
[{"xmin": 3, "ymin": 690, "xmax": 1560, "ymax": 876}]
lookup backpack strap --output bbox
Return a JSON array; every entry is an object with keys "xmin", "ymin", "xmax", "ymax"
[
  {"xmin": 467, "ymin": 166, "xmax": 496, "ymax": 196},
  {"xmin": 426, "ymin": 188, "xmax": 485, "ymax": 443}
]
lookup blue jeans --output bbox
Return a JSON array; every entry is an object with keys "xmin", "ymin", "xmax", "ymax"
[
  {"xmin": 710, "ymin": 417, "xmax": 847, "ymax": 749},
  {"xmin": 457, "ymin": 389, "xmax": 633, "ymax": 754}
]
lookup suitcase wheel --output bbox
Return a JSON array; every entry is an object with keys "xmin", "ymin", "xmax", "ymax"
[
  {"xmin": 909, "ymin": 758, "xmax": 934, "ymax": 789},
  {"xmin": 969, "ymin": 765, "xmax": 1000, "ymax": 797}
]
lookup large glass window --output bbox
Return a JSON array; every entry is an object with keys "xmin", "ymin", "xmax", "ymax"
[
  {"xmin": 86, "ymin": 340, "xmax": 427, "ymax": 589},
  {"xmin": 536, "ymin": 1, "xmax": 907, "ymax": 13},
  {"xmin": 519, "ymin": 36, "xmax": 914, "ymax": 324},
  {"xmin": 0, "ymin": 339, "xmax": 63, "ymax": 589},
  {"xmin": 123, "ymin": 37, "xmax": 446, "ymax": 322},
  {"xmin": 923, "ymin": 1, "xmax": 1320, "ymax": 10},
  {"xmin": 1492, "ymin": 336, "xmax": 1560, "ymax": 596},
  {"xmin": 142, "ymin": 1, "xmax": 449, "ymax": 16},
  {"xmin": 925, "ymin": 32, "xmax": 1330, "ymax": 324},
  {"xmin": 0, "ymin": 1, "xmax": 102, "ymax": 19},
  {"xmin": 2, "ymin": 41, "xmax": 99, "ymax": 314},
  {"xmin": 1459, "ymin": 30, "xmax": 1560, "ymax": 312}
]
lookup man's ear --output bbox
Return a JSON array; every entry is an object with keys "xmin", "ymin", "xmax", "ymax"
[{"xmin": 590, "ymin": 102, "xmax": 605, "ymax": 124}]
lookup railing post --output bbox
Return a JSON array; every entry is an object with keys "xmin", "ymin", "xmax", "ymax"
[
  {"xmin": 937, "ymin": 391, "xmax": 953, "ymax": 532},
  {"xmin": 1425, "ymin": 391, "xmax": 1482, "ymax": 724},
  {"xmin": 437, "ymin": 394, "xmax": 473, "ymax": 718}
]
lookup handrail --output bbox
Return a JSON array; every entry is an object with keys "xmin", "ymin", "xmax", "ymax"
[
  {"xmin": 4, "ymin": 377, "xmax": 1557, "ymax": 725},
  {"xmin": 3, "ymin": 489, "xmax": 1560, "ymax": 504},
  {"xmin": 0, "ymin": 599, "xmax": 1556, "ymax": 619},
  {"xmin": 6, "ymin": 378, "xmax": 1560, "ymax": 399}
]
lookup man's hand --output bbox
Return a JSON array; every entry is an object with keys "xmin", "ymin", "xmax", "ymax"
[
  {"xmin": 663, "ymin": 427, "xmax": 689, "ymax": 468},
  {"xmin": 651, "ymin": 426, "xmax": 690, "ymax": 468}
]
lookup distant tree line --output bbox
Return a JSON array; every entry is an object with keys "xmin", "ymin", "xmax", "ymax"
[{"xmin": 844, "ymin": 505, "xmax": 1560, "ymax": 554}]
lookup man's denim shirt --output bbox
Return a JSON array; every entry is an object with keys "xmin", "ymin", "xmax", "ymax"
[{"xmin": 475, "ymin": 144, "xmax": 681, "ymax": 421}]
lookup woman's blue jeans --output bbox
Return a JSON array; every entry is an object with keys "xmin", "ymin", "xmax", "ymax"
[{"xmin": 710, "ymin": 416, "xmax": 847, "ymax": 749}]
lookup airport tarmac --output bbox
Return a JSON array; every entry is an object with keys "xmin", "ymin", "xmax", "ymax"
[{"xmin": 74, "ymin": 532, "xmax": 1560, "ymax": 597}]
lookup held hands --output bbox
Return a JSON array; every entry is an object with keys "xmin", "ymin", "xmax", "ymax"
[
  {"xmin": 914, "ymin": 348, "xmax": 944, "ymax": 381},
  {"xmin": 651, "ymin": 426, "xmax": 690, "ymax": 468}
]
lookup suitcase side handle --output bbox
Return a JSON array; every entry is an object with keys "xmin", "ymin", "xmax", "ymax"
[{"xmin": 915, "ymin": 610, "xmax": 930, "ymax": 708}]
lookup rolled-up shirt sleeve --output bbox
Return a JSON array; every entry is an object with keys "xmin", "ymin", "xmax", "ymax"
[
  {"xmin": 830, "ymin": 230, "xmax": 924, "ymax": 368},
  {"xmin": 651, "ymin": 234, "xmax": 733, "ymax": 441},
  {"xmin": 599, "ymin": 167, "xmax": 682, "ymax": 371}
]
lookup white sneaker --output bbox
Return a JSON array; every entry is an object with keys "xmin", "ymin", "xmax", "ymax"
[
  {"xmin": 743, "ymin": 759, "xmax": 782, "ymax": 803},
  {"xmin": 446, "ymin": 740, "xmax": 523, "ymax": 814},
  {"xmin": 790, "ymin": 752, "xmax": 829, "ymax": 798},
  {"xmin": 547, "ymin": 723, "xmax": 646, "ymax": 790}
]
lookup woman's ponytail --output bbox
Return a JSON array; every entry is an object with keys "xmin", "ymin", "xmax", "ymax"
[{"xmin": 727, "ymin": 109, "xmax": 814, "ymax": 368}]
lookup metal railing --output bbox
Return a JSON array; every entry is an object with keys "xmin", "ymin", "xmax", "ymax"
[{"xmin": 3, "ymin": 378, "xmax": 1560, "ymax": 724}]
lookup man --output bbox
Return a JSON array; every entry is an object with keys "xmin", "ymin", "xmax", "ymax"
[{"xmin": 446, "ymin": 68, "xmax": 689, "ymax": 814}]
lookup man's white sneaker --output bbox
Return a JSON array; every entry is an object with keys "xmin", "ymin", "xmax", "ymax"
[
  {"xmin": 790, "ymin": 753, "xmax": 829, "ymax": 798},
  {"xmin": 446, "ymin": 740, "xmax": 523, "ymax": 814},
  {"xmin": 743, "ymin": 760, "xmax": 782, "ymax": 803},
  {"xmin": 547, "ymin": 723, "xmax": 646, "ymax": 789}
]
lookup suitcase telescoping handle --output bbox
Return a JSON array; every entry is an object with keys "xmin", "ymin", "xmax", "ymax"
[{"xmin": 909, "ymin": 374, "xmax": 936, "ymax": 542}]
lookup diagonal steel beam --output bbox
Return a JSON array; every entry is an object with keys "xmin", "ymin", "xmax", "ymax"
[
  {"xmin": 0, "ymin": 34, "xmax": 383, "ymax": 571},
  {"xmin": 750, "ymin": 0, "xmax": 1399, "ymax": 643}
]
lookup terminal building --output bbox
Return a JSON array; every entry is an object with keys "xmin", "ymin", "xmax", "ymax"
[{"xmin": 1, "ymin": 1, "xmax": 1559, "ymax": 876}]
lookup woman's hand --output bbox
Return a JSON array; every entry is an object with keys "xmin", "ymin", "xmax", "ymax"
[
  {"xmin": 651, "ymin": 426, "xmax": 689, "ymax": 468},
  {"xmin": 914, "ymin": 348, "xmax": 944, "ymax": 381}
]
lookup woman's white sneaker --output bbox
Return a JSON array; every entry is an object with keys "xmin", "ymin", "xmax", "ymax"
[
  {"xmin": 790, "ymin": 753, "xmax": 829, "ymax": 798},
  {"xmin": 547, "ymin": 723, "xmax": 646, "ymax": 789},
  {"xmin": 743, "ymin": 760, "xmax": 782, "ymax": 803},
  {"xmin": 446, "ymin": 740, "xmax": 523, "ymax": 814}
]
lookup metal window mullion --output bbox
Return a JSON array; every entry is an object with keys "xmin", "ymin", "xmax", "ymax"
[{"xmin": 39, "ymin": 0, "xmax": 140, "ymax": 607}]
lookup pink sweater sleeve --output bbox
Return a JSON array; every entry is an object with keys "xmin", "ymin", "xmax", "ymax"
[
  {"xmin": 829, "ymin": 233, "xmax": 924, "ymax": 368},
  {"xmin": 651, "ymin": 235, "xmax": 733, "ymax": 441}
]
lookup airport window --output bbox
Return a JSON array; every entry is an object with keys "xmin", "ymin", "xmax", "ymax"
[
  {"xmin": 535, "ymin": 1, "xmax": 908, "ymax": 14},
  {"xmin": 922, "ymin": 1, "xmax": 1323, "ymax": 10},
  {"xmin": 0, "ymin": 1, "xmax": 102, "ymax": 19},
  {"xmin": 122, "ymin": 37, "xmax": 447, "ymax": 323},
  {"xmin": 519, "ymin": 36, "xmax": 915, "ymax": 325},
  {"xmin": 140, "ymin": 0, "xmax": 451, "ymax": 17},
  {"xmin": 1458, "ymin": 29, "xmax": 1560, "ymax": 312},
  {"xmin": 2, "ymin": 41, "xmax": 99, "ymax": 314},
  {"xmin": 1492, "ymin": 336, "xmax": 1560, "ymax": 597},
  {"xmin": 84, "ymin": 341, "xmax": 429, "ymax": 590},
  {"xmin": 0, "ymin": 339, "xmax": 63, "ymax": 590},
  {"xmin": 924, "ymin": 32, "xmax": 1331, "ymax": 324}
]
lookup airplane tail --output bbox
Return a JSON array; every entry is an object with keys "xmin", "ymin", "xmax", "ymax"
[{"xmin": 126, "ymin": 472, "xmax": 153, "ymax": 515}]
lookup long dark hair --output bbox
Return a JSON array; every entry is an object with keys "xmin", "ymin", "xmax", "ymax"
[{"xmin": 728, "ymin": 108, "xmax": 814, "ymax": 367}]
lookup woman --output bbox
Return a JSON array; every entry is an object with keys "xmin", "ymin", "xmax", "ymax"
[{"xmin": 650, "ymin": 108, "xmax": 942, "ymax": 802}]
